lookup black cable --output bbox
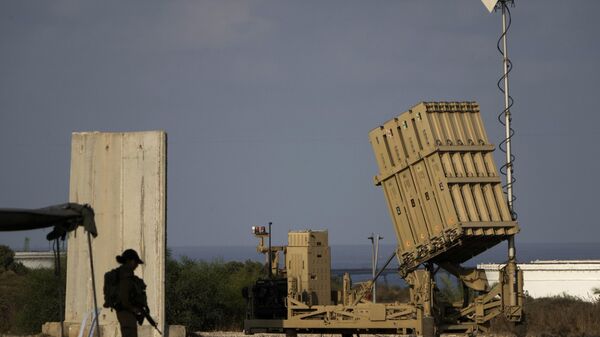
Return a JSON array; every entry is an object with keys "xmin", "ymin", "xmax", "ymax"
[
  {"xmin": 496, "ymin": 2, "xmax": 518, "ymax": 220},
  {"xmin": 53, "ymin": 238, "xmax": 65, "ymax": 337}
]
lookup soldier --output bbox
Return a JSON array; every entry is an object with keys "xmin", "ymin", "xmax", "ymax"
[{"xmin": 115, "ymin": 249, "xmax": 146, "ymax": 337}]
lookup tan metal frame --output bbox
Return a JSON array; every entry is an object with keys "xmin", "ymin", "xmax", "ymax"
[{"xmin": 244, "ymin": 102, "xmax": 524, "ymax": 336}]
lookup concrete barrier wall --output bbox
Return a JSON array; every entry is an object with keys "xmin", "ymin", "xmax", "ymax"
[{"xmin": 65, "ymin": 131, "xmax": 166, "ymax": 337}]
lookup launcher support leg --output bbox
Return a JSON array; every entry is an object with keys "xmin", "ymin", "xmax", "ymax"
[
  {"xmin": 406, "ymin": 269, "xmax": 433, "ymax": 321},
  {"xmin": 503, "ymin": 258, "xmax": 523, "ymax": 322},
  {"xmin": 439, "ymin": 262, "xmax": 489, "ymax": 292},
  {"xmin": 508, "ymin": 236, "xmax": 518, "ymax": 306},
  {"xmin": 405, "ymin": 269, "xmax": 436, "ymax": 337}
]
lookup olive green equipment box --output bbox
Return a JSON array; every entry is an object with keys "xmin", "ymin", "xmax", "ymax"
[{"xmin": 243, "ymin": 102, "xmax": 524, "ymax": 337}]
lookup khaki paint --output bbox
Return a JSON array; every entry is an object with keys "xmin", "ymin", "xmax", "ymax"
[{"xmin": 369, "ymin": 102, "xmax": 518, "ymax": 270}]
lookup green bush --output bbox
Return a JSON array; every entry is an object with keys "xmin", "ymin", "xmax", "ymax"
[
  {"xmin": 376, "ymin": 283, "xmax": 410, "ymax": 303},
  {"xmin": 165, "ymin": 253, "xmax": 263, "ymax": 331},
  {"xmin": 0, "ymin": 247, "xmax": 263, "ymax": 334},
  {"xmin": 14, "ymin": 268, "xmax": 65, "ymax": 334},
  {"xmin": 490, "ymin": 294, "xmax": 600, "ymax": 337},
  {"xmin": 0, "ymin": 245, "xmax": 27, "ymax": 274},
  {"xmin": 0, "ymin": 263, "xmax": 65, "ymax": 334},
  {"xmin": 0, "ymin": 245, "xmax": 15, "ymax": 271},
  {"xmin": 0, "ymin": 271, "xmax": 24, "ymax": 333}
]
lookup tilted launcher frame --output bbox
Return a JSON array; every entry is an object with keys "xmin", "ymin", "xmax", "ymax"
[
  {"xmin": 244, "ymin": 102, "xmax": 523, "ymax": 336},
  {"xmin": 370, "ymin": 101, "xmax": 518, "ymax": 272},
  {"xmin": 369, "ymin": 101, "xmax": 523, "ymax": 332}
]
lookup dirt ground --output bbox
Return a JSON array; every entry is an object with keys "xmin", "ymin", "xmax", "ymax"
[
  {"xmin": 1, "ymin": 331, "xmax": 510, "ymax": 337},
  {"xmin": 193, "ymin": 333, "xmax": 509, "ymax": 337},
  {"xmin": 196, "ymin": 334, "xmax": 376, "ymax": 337},
  {"xmin": 0, "ymin": 329, "xmax": 463, "ymax": 337},
  {"xmin": 196, "ymin": 334, "xmax": 384, "ymax": 337}
]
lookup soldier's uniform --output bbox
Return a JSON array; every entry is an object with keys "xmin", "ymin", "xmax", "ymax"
[
  {"xmin": 113, "ymin": 249, "xmax": 147, "ymax": 337},
  {"xmin": 116, "ymin": 265, "xmax": 140, "ymax": 337}
]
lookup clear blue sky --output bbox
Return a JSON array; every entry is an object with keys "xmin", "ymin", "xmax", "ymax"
[{"xmin": 1, "ymin": 1, "xmax": 599, "ymax": 250}]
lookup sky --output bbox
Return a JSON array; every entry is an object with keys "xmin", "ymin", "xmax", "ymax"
[{"xmin": 1, "ymin": 0, "xmax": 599, "ymax": 250}]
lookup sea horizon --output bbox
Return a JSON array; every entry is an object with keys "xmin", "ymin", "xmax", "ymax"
[
  {"xmin": 169, "ymin": 242, "xmax": 600, "ymax": 269},
  {"xmin": 19, "ymin": 241, "xmax": 600, "ymax": 270}
]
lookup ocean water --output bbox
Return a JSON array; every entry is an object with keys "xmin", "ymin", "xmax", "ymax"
[
  {"xmin": 168, "ymin": 242, "xmax": 600, "ymax": 285},
  {"xmin": 170, "ymin": 242, "xmax": 600, "ymax": 269}
]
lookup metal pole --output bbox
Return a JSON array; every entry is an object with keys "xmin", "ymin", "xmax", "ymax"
[
  {"xmin": 368, "ymin": 233, "xmax": 383, "ymax": 303},
  {"xmin": 368, "ymin": 234, "xmax": 375, "ymax": 301},
  {"xmin": 87, "ymin": 232, "xmax": 101, "ymax": 337},
  {"xmin": 374, "ymin": 235, "xmax": 381, "ymax": 303},
  {"xmin": 54, "ymin": 239, "xmax": 64, "ymax": 337},
  {"xmin": 502, "ymin": 2, "xmax": 513, "ymax": 219},
  {"xmin": 352, "ymin": 251, "xmax": 396, "ymax": 306},
  {"xmin": 268, "ymin": 222, "xmax": 272, "ymax": 278},
  {"xmin": 501, "ymin": 1, "xmax": 518, "ymax": 307}
]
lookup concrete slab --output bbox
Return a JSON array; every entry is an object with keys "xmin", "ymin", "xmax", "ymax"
[{"xmin": 61, "ymin": 131, "xmax": 167, "ymax": 337}]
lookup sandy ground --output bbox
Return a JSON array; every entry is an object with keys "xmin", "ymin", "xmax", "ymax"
[
  {"xmin": 1, "ymin": 331, "xmax": 512, "ymax": 337},
  {"xmin": 195, "ymin": 333, "xmax": 401, "ymax": 337},
  {"xmin": 0, "ymin": 328, "xmax": 464, "ymax": 337},
  {"xmin": 193, "ymin": 333, "xmax": 511, "ymax": 337},
  {"xmin": 196, "ymin": 334, "xmax": 382, "ymax": 337}
]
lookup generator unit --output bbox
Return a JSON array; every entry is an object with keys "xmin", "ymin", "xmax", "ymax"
[{"xmin": 286, "ymin": 230, "xmax": 331, "ymax": 306}]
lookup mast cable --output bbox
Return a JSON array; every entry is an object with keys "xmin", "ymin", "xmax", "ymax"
[{"xmin": 495, "ymin": 2, "xmax": 517, "ymax": 220}]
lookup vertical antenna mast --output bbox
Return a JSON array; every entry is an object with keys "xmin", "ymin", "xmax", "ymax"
[
  {"xmin": 483, "ymin": 0, "xmax": 516, "ymax": 214},
  {"xmin": 483, "ymin": 0, "xmax": 518, "ymax": 306},
  {"xmin": 500, "ymin": 0, "xmax": 515, "ymax": 219},
  {"xmin": 500, "ymin": 1, "xmax": 518, "ymax": 307}
]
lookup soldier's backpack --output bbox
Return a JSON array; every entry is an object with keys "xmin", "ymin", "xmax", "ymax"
[{"xmin": 103, "ymin": 268, "xmax": 120, "ymax": 309}]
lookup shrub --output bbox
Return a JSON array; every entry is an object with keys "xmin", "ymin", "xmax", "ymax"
[
  {"xmin": 0, "ymin": 271, "xmax": 25, "ymax": 333},
  {"xmin": 491, "ymin": 295, "xmax": 600, "ymax": 337},
  {"xmin": 376, "ymin": 283, "xmax": 410, "ymax": 303},
  {"xmin": 0, "ymin": 245, "xmax": 15, "ymax": 271},
  {"xmin": 165, "ymin": 254, "xmax": 263, "ymax": 331},
  {"xmin": 0, "ymin": 265, "xmax": 65, "ymax": 334},
  {"xmin": 13, "ymin": 268, "xmax": 65, "ymax": 334},
  {"xmin": 1, "ymin": 249, "xmax": 262, "ymax": 334}
]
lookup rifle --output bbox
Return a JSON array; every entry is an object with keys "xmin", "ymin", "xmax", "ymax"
[{"xmin": 136, "ymin": 306, "xmax": 162, "ymax": 335}]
